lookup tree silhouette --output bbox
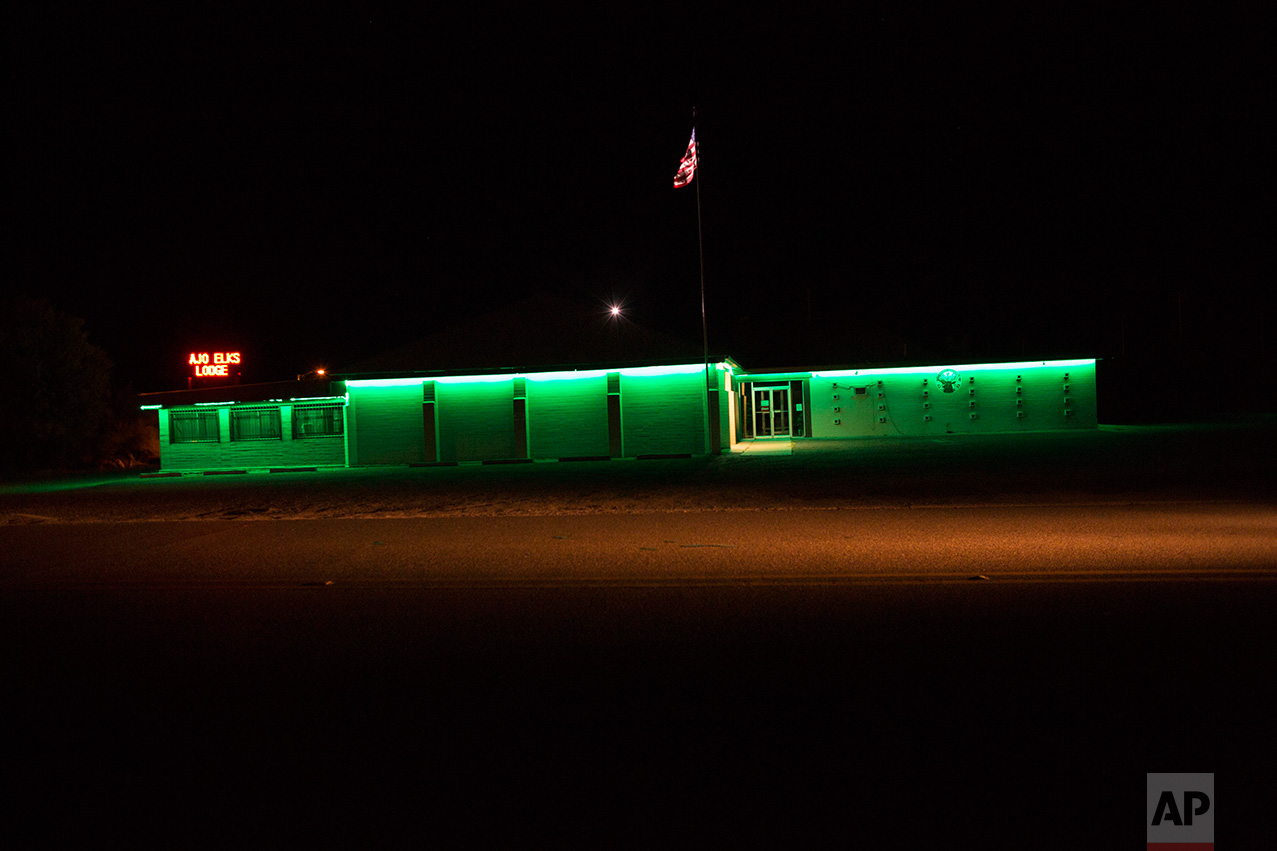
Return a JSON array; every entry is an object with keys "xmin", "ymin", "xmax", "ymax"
[{"xmin": 1, "ymin": 297, "xmax": 113, "ymax": 471}]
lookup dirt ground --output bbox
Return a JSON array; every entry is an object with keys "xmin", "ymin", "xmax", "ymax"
[{"xmin": 3, "ymin": 422, "xmax": 1274, "ymax": 524}]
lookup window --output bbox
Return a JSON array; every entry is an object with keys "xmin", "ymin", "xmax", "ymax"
[
  {"xmin": 292, "ymin": 404, "xmax": 343, "ymax": 438},
  {"xmin": 170, "ymin": 409, "xmax": 220, "ymax": 444},
  {"xmin": 230, "ymin": 407, "xmax": 282, "ymax": 441}
]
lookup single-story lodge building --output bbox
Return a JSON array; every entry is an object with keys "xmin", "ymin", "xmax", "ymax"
[{"xmin": 140, "ymin": 296, "xmax": 1097, "ymax": 473}]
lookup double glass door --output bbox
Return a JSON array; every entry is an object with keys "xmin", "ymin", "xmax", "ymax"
[{"xmin": 753, "ymin": 387, "xmax": 790, "ymax": 437}]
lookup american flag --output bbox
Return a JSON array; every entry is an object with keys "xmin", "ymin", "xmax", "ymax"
[{"xmin": 673, "ymin": 129, "xmax": 697, "ymax": 188}]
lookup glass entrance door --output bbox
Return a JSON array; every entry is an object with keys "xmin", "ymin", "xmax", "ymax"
[{"xmin": 753, "ymin": 387, "xmax": 791, "ymax": 437}]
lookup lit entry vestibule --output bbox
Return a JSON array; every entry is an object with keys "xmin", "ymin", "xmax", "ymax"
[
  {"xmin": 737, "ymin": 379, "xmax": 808, "ymax": 440},
  {"xmin": 753, "ymin": 386, "xmax": 791, "ymax": 437}
]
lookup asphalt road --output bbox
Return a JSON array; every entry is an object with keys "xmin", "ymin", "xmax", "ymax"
[
  {"xmin": 5, "ymin": 575, "xmax": 1275, "ymax": 847},
  {"xmin": 2, "ymin": 503, "xmax": 1275, "ymax": 586}
]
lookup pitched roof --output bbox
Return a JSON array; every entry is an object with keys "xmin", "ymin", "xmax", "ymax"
[{"xmin": 335, "ymin": 292, "xmax": 710, "ymax": 376}]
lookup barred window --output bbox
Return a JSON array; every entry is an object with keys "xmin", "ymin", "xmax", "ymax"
[
  {"xmin": 292, "ymin": 404, "xmax": 344, "ymax": 438},
  {"xmin": 170, "ymin": 409, "xmax": 220, "ymax": 444},
  {"xmin": 230, "ymin": 407, "xmax": 282, "ymax": 441}
]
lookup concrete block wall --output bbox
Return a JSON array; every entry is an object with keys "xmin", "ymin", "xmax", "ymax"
[{"xmin": 806, "ymin": 359, "xmax": 1097, "ymax": 437}]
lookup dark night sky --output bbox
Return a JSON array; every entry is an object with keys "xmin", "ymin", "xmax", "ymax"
[{"xmin": 10, "ymin": 2, "xmax": 1271, "ymax": 391}]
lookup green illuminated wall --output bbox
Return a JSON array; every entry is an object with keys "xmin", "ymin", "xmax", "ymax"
[
  {"xmin": 617, "ymin": 368, "xmax": 707, "ymax": 457},
  {"xmin": 347, "ymin": 383, "xmax": 427, "ymax": 465},
  {"xmin": 436, "ymin": 379, "xmax": 521, "ymax": 462},
  {"xmin": 736, "ymin": 359, "xmax": 1098, "ymax": 439},
  {"xmin": 156, "ymin": 402, "xmax": 347, "ymax": 472},
  {"xmin": 526, "ymin": 373, "xmax": 610, "ymax": 459},
  {"xmin": 343, "ymin": 363, "xmax": 727, "ymax": 464}
]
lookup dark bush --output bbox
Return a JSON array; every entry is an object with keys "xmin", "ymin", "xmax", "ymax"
[{"xmin": 0, "ymin": 297, "xmax": 114, "ymax": 471}]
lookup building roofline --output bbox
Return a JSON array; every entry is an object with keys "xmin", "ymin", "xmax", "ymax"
[{"xmin": 138, "ymin": 378, "xmax": 340, "ymax": 408}]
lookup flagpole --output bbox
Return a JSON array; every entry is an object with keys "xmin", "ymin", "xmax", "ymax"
[
  {"xmin": 692, "ymin": 108, "xmax": 713, "ymax": 453},
  {"xmin": 694, "ymin": 108, "xmax": 708, "ymax": 386},
  {"xmin": 675, "ymin": 108, "xmax": 716, "ymax": 454}
]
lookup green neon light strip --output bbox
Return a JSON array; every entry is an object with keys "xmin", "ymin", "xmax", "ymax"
[
  {"xmin": 811, "ymin": 358, "xmax": 1095, "ymax": 380},
  {"xmin": 145, "ymin": 396, "xmax": 345, "ymax": 411},
  {"xmin": 620, "ymin": 362, "xmax": 719, "ymax": 378},
  {"xmin": 524, "ymin": 369, "xmax": 610, "ymax": 383},
  {"xmin": 434, "ymin": 373, "xmax": 527, "ymax": 385},
  {"xmin": 345, "ymin": 376, "xmax": 426, "ymax": 388},
  {"xmin": 346, "ymin": 362, "xmax": 725, "ymax": 388}
]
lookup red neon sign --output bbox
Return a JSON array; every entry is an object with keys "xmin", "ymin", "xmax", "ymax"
[{"xmin": 188, "ymin": 351, "xmax": 241, "ymax": 377}]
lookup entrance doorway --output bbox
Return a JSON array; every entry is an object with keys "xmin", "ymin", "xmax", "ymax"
[{"xmin": 753, "ymin": 386, "xmax": 790, "ymax": 437}]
